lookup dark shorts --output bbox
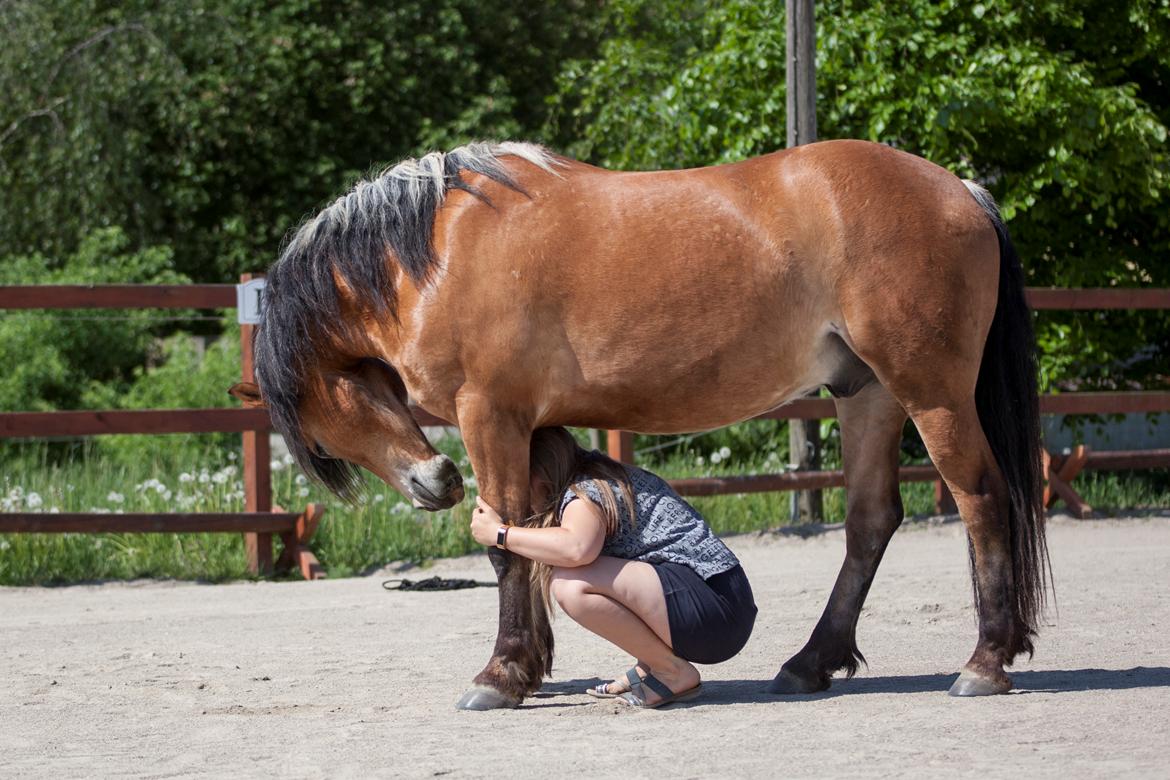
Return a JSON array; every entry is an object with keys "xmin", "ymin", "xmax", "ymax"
[{"xmin": 654, "ymin": 562, "xmax": 757, "ymax": 665}]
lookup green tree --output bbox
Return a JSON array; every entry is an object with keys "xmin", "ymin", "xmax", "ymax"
[
  {"xmin": 552, "ymin": 0, "xmax": 1170, "ymax": 390},
  {"xmin": 0, "ymin": 0, "xmax": 602, "ymax": 281}
]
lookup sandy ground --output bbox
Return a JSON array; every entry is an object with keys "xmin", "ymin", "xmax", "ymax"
[{"xmin": 2, "ymin": 514, "xmax": 1168, "ymax": 779}]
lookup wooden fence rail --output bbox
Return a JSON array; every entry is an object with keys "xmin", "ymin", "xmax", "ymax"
[
  {"xmin": 2, "ymin": 284, "xmax": 1168, "ymax": 567},
  {"xmin": 609, "ymin": 288, "xmax": 1170, "ymax": 518},
  {"xmin": 0, "ymin": 277, "xmax": 325, "ymax": 578}
]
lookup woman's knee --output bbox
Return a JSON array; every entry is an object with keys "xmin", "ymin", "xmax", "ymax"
[{"xmin": 549, "ymin": 567, "xmax": 589, "ymax": 614}]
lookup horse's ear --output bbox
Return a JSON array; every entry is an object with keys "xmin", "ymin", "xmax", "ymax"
[{"xmin": 228, "ymin": 382, "xmax": 266, "ymax": 408}]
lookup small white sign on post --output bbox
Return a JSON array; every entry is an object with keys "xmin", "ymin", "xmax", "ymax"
[{"xmin": 236, "ymin": 278, "xmax": 268, "ymax": 324}]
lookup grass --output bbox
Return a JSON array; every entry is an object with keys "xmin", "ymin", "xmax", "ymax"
[{"xmin": 1, "ymin": 436, "xmax": 1167, "ymax": 585}]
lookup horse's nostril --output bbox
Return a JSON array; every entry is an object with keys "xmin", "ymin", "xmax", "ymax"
[{"xmin": 440, "ymin": 460, "xmax": 462, "ymax": 490}]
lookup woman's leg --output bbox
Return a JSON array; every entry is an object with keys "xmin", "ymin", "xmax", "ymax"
[{"xmin": 551, "ymin": 556, "xmax": 699, "ymax": 703}]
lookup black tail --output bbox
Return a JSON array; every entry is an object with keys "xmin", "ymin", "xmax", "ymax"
[{"xmin": 966, "ymin": 182, "xmax": 1051, "ymax": 659}]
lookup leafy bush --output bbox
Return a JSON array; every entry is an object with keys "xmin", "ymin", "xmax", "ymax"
[
  {"xmin": 0, "ymin": 227, "xmax": 187, "ymax": 412},
  {"xmin": 83, "ymin": 325, "xmax": 243, "ymax": 463},
  {"xmin": 551, "ymin": 0, "xmax": 1170, "ymax": 390}
]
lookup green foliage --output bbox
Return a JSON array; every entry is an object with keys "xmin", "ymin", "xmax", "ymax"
[
  {"xmin": 0, "ymin": 0, "xmax": 602, "ymax": 281},
  {"xmin": 4, "ymin": 433, "xmax": 1166, "ymax": 584},
  {"xmin": 552, "ymin": 0, "xmax": 1170, "ymax": 389},
  {"xmin": 0, "ymin": 227, "xmax": 186, "ymax": 411},
  {"xmin": 83, "ymin": 326, "xmax": 243, "ymax": 462}
]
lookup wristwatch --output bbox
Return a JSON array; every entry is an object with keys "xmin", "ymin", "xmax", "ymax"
[{"xmin": 495, "ymin": 525, "xmax": 509, "ymax": 550}]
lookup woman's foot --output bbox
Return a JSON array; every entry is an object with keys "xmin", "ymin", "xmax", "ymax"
[
  {"xmin": 619, "ymin": 658, "xmax": 701, "ymax": 708},
  {"xmin": 588, "ymin": 664, "xmax": 647, "ymax": 697}
]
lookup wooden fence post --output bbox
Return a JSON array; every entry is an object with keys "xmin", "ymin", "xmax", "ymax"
[
  {"xmin": 239, "ymin": 272, "xmax": 273, "ymax": 574},
  {"xmin": 607, "ymin": 430, "xmax": 635, "ymax": 464}
]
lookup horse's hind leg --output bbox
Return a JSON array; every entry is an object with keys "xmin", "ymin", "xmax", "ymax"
[
  {"xmin": 769, "ymin": 382, "xmax": 906, "ymax": 694},
  {"xmin": 909, "ymin": 402, "xmax": 1023, "ymax": 695}
]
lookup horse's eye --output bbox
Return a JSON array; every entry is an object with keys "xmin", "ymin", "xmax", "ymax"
[{"xmin": 314, "ymin": 442, "xmax": 333, "ymax": 459}]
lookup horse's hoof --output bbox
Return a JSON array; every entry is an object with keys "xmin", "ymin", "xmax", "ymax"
[
  {"xmin": 455, "ymin": 686, "xmax": 521, "ymax": 711},
  {"xmin": 948, "ymin": 669, "xmax": 1012, "ymax": 697},
  {"xmin": 767, "ymin": 668, "xmax": 829, "ymax": 695}
]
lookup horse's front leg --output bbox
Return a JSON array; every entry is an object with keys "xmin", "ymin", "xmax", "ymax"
[{"xmin": 453, "ymin": 407, "xmax": 551, "ymax": 711}]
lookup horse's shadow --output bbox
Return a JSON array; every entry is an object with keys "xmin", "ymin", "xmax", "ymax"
[{"xmin": 530, "ymin": 667, "xmax": 1170, "ymax": 707}]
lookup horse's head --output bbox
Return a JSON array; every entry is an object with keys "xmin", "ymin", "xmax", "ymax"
[{"xmin": 229, "ymin": 359, "xmax": 463, "ymax": 510}]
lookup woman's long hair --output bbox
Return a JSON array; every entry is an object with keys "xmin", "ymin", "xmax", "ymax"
[{"xmin": 527, "ymin": 427, "xmax": 636, "ymax": 612}]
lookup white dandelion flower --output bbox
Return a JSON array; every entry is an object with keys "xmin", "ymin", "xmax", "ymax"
[
  {"xmin": 107, "ymin": 491, "xmax": 125, "ymax": 504},
  {"xmin": 179, "ymin": 473, "xmax": 195, "ymax": 484},
  {"xmin": 26, "ymin": 492, "xmax": 43, "ymax": 509},
  {"xmin": 710, "ymin": 452, "xmax": 722, "ymax": 464},
  {"xmin": 294, "ymin": 474, "xmax": 308, "ymax": 486},
  {"xmin": 297, "ymin": 487, "xmax": 310, "ymax": 497},
  {"xmin": 719, "ymin": 446, "xmax": 731, "ymax": 459}
]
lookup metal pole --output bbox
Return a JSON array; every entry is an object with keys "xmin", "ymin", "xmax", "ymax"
[{"xmin": 786, "ymin": 0, "xmax": 823, "ymax": 522}]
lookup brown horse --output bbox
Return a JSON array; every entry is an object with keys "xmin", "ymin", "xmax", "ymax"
[{"xmin": 229, "ymin": 139, "xmax": 1049, "ymax": 710}]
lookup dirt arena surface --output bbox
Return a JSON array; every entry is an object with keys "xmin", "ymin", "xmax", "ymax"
[{"xmin": 3, "ymin": 514, "xmax": 1168, "ymax": 779}]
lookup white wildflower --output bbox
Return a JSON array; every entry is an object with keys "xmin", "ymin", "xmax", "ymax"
[
  {"xmin": 282, "ymin": 453, "xmax": 294, "ymax": 466},
  {"xmin": 465, "ymin": 476, "xmax": 478, "ymax": 490},
  {"xmin": 297, "ymin": 487, "xmax": 310, "ymax": 497},
  {"xmin": 26, "ymin": 492, "xmax": 43, "ymax": 509},
  {"xmin": 294, "ymin": 474, "xmax": 307, "ymax": 486},
  {"xmin": 373, "ymin": 494, "xmax": 385, "ymax": 503},
  {"xmin": 49, "ymin": 506, "xmax": 60, "ymax": 513},
  {"xmin": 227, "ymin": 451, "xmax": 237, "ymax": 461},
  {"xmin": 391, "ymin": 503, "xmax": 412, "ymax": 515},
  {"xmin": 710, "ymin": 452, "xmax": 722, "ymax": 464},
  {"xmin": 270, "ymin": 459, "xmax": 284, "ymax": 472},
  {"xmin": 0, "ymin": 540, "xmax": 10, "ymax": 551},
  {"xmin": 212, "ymin": 471, "xmax": 228, "ymax": 485},
  {"xmin": 719, "ymin": 446, "xmax": 731, "ymax": 460},
  {"xmin": 107, "ymin": 491, "xmax": 125, "ymax": 504},
  {"xmin": 696, "ymin": 455, "xmax": 705, "ymax": 466},
  {"xmin": 198, "ymin": 470, "xmax": 210, "ymax": 484},
  {"xmin": 179, "ymin": 473, "xmax": 195, "ymax": 484}
]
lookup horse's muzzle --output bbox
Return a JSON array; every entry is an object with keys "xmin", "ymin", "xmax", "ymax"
[{"xmin": 407, "ymin": 455, "xmax": 464, "ymax": 510}]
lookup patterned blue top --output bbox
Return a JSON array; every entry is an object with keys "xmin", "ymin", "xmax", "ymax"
[{"xmin": 558, "ymin": 460, "xmax": 740, "ymax": 580}]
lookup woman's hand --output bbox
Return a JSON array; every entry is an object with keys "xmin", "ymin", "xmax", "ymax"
[{"xmin": 470, "ymin": 495, "xmax": 505, "ymax": 547}]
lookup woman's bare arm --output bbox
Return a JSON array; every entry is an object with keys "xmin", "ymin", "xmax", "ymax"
[{"xmin": 471, "ymin": 496, "xmax": 606, "ymax": 567}]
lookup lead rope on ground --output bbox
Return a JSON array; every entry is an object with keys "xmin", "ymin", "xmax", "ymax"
[{"xmin": 381, "ymin": 576, "xmax": 498, "ymax": 592}]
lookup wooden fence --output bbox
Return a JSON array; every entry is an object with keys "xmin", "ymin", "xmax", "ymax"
[
  {"xmin": 2, "ymin": 284, "xmax": 1167, "ymax": 574},
  {"xmin": 0, "ymin": 277, "xmax": 332, "ymax": 578},
  {"xmin": 606, "ymin": 288, "xmax": 1170, "ymax": 519}
]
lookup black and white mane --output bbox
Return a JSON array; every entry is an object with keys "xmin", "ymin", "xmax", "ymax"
[{"xmin": 254, "ymin": 141, "xmax": 559, "ymax": 497}]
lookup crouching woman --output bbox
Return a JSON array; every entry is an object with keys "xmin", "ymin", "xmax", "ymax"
[{"xmin": 470, "ymin": 427, "xmax": 757, "ymax": 709}]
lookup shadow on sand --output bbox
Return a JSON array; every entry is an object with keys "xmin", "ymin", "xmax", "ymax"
[{"xmin": 530, "ymin": 667, "xmax": 1170, "ymax": 707}]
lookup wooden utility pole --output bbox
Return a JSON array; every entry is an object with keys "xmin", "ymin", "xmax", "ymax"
[
  {"xmin": 786, "ymin": 0, "xmax": 822, "ymax": 522},
  {"xmin": 786, "ymin": 0, "xmax": 817, "ymax": 147}
]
